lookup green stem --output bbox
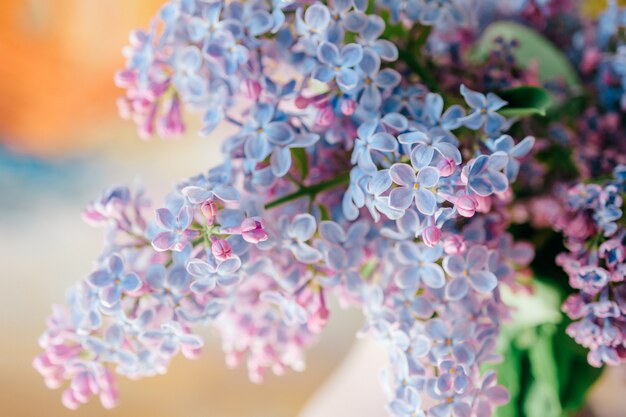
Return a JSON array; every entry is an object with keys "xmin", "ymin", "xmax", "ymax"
[{"xmin": 264, "ymin": 173, "xmax": 350, "ymax": 210}]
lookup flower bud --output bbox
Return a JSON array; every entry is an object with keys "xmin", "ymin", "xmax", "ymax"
[
  {"xmin": 437, "ymin": 157, "xmax": 456, "ymax": 177},
  {"xmin": 242, "ymin": 79, "xmax": 262, "ymax": 101},
  {"xmin": 423, "ymin": 226, "xmax": 442, "ymax": 247},
  {"xmin": 341, "ymin": 98, "xmax": 356, "ymax": 116},
  {"xmin": 241, "ymin": 217, "xmax": 269, "ymax": 243},
  {"xmin": 456, "ymin": 194, "xmax": 478, "ymax": 217},
  {"xmin": 201, "ymin": 200, "xmax": 218, "ymax": 225},
  {"xmin": 211, "ymin": 237, "xmax": 232, "ymax": 261},
  {"xmin": 316, "ymin": 106, "xmax": 334, "ymax": 127}
]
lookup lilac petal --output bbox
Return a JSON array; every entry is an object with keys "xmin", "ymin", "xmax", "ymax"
[
  {"xmin": 190, "ymin": 277, "xmax": 216, "ymax": 294},
  {"xmin": 489, "ymin": 151, "xmax": 509, "ymax": 170},
  {"xmin": 337, "ymin": 68, "xmax": 359, "ymax": 91},
  {"xmin": 312, "ymin": 65, "xmax": 334, "ymax": 83},
  {"xmin": 469, "ymin": 178, "xmax": 494, "ymax": 197},
  {"xmin": 415, "ymin": 189, "xmax": 436, "ymax": 216},
  {"xmin": 182, "ymin": 186, "xmax": 213, "ymax": 204},
  {"xmin": 420, "ymin": 263, "xmax": 445, "ymax": 288},
  {"xmin": 292, "ymin": 242, "xmax": 323, "ymax": 263},
  {"xmin": 360, "ymin": 85, "xmax": 382, "ymax": 112},
  {"xmin": 179, "ymin": 46, "xmax": 202, "ymax": 71},
  {"xmin": 426, "ymin": 319, "xmax": 448, "ymax": 340},
  {"xmin": 100, "ymin": 286, "xmax": 121, "ymax": 307},
  {"xmin": 417, "ymin": 166, "xmax": 439, "ymax": 187},
  {"xmin": 410, "ymin": 145, "xmax": 435, "ymax": 170},
  {"xmin": 271, "ymin": 146, "xmax": 292, "ymax": 177},
  {"xmin": 265, "ymin": 122, "xmax": 294, "ymax": 145},
  {"xmin": 446, "ymin": 277, "xmax": 469, "ymax": 300},
  {"xmin": 397, "ymin": 241, "xmax": 420, "ymax": 263},
  {"xmin": 452, "ymin": 402, "xmax": 472, "ymax": 417},
  {"xmin": 369, "ymin": 132, "xmax": 397, "ymax": 152},
  {"xmin": 105, "ymin": 324, "xmax": 124, "ymax": 347},
  {"xmin": 368, "ymin": 169, "xmax": 392, "ymax": 195},
  {"xmin": 216, "ymin": 274, "xmax": 240, "ymax": 287},
  {"xmin": 217, "ymin": 257, "xmax": 241, "ymax": 275},
  {"xmin": 167, "ymin": 267, "xmax": 189, "ymax": 290},
  {"xmin": 319, "ymin": 221, "xmax": 346, "ymax": 244},
  {"xmin": 375, "ymin": 68, "xmax": 400, "ymax": 88},
  {"xmin": 290, "ymin": 133, "xmax": 319, "ymax": 148},
  {"xmin": 177, "ymin": 205, "xmax": 193, "ymax": 229},
  {"xmin": 245, "ymin": 134, "xmax": 270, "ymax": 161},
  {"xmin": 460, "ymin": 111, "xmax": 485, "ymax": 130},
  {"xmin": 88, "ymin": 270, "xmax": 113, "ymax": 288},
  {"xmin": 357, "ymin": 120, "xmax": 378, "ymax": 140},
  {"xmin": 357, "ymin": 148, "xmax": 377, "ymax": 173},
  {"xmin": 467, "ymin": 246, "xmax": 489, "ymax": 270},
  {"xmin": 108, "ymin": 255, "xmax": 125, "ymax": 276},
  {"xmin": 486, "ymin": 93, "xmax": 508, "ymax": 111},
  {"xmin": 152, "ymin": 232, "xmax": 177, "ymax": 251},
  {"xmin": 155, "ymin": 208, "xmax": 176, "ymax": 230},
  {"xmin": 511, "ymin": 136, "xmax": 535, "ymax": 158},
  {"xmin": 453, "ymin": 344, "xmax": 475, "ymax": 365},
  {"xmin": 362, "ymin": 15, "xmax": 384, "ymax": 40},
  {"xmin": 291, "ymin": 213, "xmax": 317, "ymax": 241},
  {"xmin": 489, "ymin": 171, "xmax": 509, "ymax": 193},
  {"xmin": 485, "ymin": 112, "xmax": 506, "ymax": 134},
  {"xmin": 121, "ymin": 273, "xmax": 141, "ymax": 292},
  {"xmin": 317, "ymin": 41, "xmax": 339, "ymax": 65},
  {"xmin": 396, "ymin": 266, "xmax": 421, "ymax": 289},
  {"xmin": 341, "ymin": 43, "xmax": 363, "ymax": 67},
  {"xmin": 469, "ymin": 155, "xmax": 489, "ymax": 175},
  {"xmin": 146, "ymin": 265, "xmax": 165, "ymax": 289},
  {"xmin": 212, "ymin": 185, "xmax": 240, "ymax": 202},
  {"xmin": 347, "ymin": 222, "xmax": 369, "ymax": 243},
  {"xmin": 442, "ymin": 105, "xmax": 465, "ymax": 129},
  {"xmin": 398, "ymin": 131, "xmax": 428, "ymax": 145},
  {"xmin": 179, "ymin": 333, "xmax": 204, "ymax": 349},
  {"xmin": 326, "ymin": 247, "xmax": 347, "ymax": 270},
  {"xmin": 485, "ymin": 386, "xmax": 510, "ymax": 404},
  {"xmin": 186, "ymin": 259, "xmax": 214, "ymax": 277},
  {"xmin": 359, "ymin": 50, "xmax": 380, "ymax": 76},
  {"xmin": 304, "ymin": 3, "xmax": 331, "ymax": 29},
  {"xmin": 389, "ymin": 163, "xmax": 416, "ymax": 186},
  {"xmin": 443, "ymin": 255, "xmax": 466, "ymax": 277},
  {"xmin": 460, "ymin": 84, "xmax": 486, "ymax": 108},
  {"xmin": 374, "ymin": 40, "xmax": 398, "ymax": 61},
  {"xmin": 412, "ymin": 335, "xmax": 431, "ymax": 357},
  {"xmin": 254, "ymin": 103, "xmax": 275, "ymax": 127},
  {"xmin": 469, "ymin": 271, "xmax": 498, "ymax": 293},
  {"xmin": 381, "ymin": 113, "xmax": 408, "ymax": 131},
  {"xmin": 247, "ymin": 10, "xmax": 273, "ymax": 36},
  {"xmin": 389, "ymin": 187, "xmax": 414, "ymax": 210}
]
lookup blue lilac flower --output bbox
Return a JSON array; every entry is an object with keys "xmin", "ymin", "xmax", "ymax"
[
  {"xmin": 459, "ymin": 85, "xmax": 508, "ymax": 135},
  {"xmin": 86, "ymin": 254, "xmax": 142, "ymax": 308},
  {"xmin": 443, "ymin": 245, "xmax": 498, "ymax": 300},
  {"xmin": 351, "ymin": 120, "xmax": 399, "ymax": 173},
  {"xmin": 464, "ymin": 152, "xmax": 509, "ymax": 197},
  {"xmin": 487, "ymin": 135, "xmax": 535, "ymax": 181},
  {"xmin": 313, "ymin": 41, "xmax": 364, "ymax": 92},
  {"xmin": 388, "ymin": 159, "xmax": 439, "ymax": 215},
  {"xmin": 358, "ymin": 50, "xmax": 402, "ymax": 112},
  {"xmin": 394, "ymin": 241, "xmax": 445, "ymax": 289},
  {"xmin": 186, "ymin": 256, "xmax": 242, "ymax": 294},
  {"xmin": 152, "ymin": 204, "xmax": 194, "ymax": 251}
]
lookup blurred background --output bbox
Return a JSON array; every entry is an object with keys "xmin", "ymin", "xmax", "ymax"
[{"xmin": 0, "ymin": 1, "xmax": 624, "ymax": 417}]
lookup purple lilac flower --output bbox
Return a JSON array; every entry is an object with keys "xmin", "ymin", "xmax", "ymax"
[
  {"xmin": 459, "ymin": 85, "xmax": 508, "ymax": 135},
  {"xmin": 443, "ymin": 245, "xmax": 498, "ymax": 300},
  {"xmin": 388, "ymin": 159, "xmax": 440, "ymax": 215},
  {"xmin": 86, "ymin": 254, "xmax": 142, "ymax": 308}
]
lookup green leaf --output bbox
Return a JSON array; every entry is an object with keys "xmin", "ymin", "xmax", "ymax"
[
  {"xmin": 498, "ymin": 86, "xmax": 553, "ymax": 117},
  {"xmin": 291, "ymin": 148, "xmax": 309, "ymax": 181},
  {"xmin": 317, "ymin": 204, "xmax": 330, "ymax": 222},
  {"xmin": 470, "ymin": 21, "xmax": 581, "ymax": 89}
]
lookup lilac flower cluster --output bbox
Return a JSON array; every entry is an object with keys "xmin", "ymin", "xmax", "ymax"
[
  {"xmin": 558, "ymin": 166, "xmax": 626, "ymax": 367},
  {"xmin": 36, "ymin": 1, "xmax": 553, "ymax": 415}
]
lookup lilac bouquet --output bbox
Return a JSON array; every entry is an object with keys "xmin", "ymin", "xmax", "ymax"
[{"xmin": 33, "ymin": 1, "xmax": 626, "ymax": 416}]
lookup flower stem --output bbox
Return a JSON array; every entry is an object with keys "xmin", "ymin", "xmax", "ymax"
[{"xmin": 264, "ymin": 173, "xmax": 350, "ymax": 210}]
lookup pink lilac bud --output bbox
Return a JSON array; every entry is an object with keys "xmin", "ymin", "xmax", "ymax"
[
  {"xmin": 423, "ymin": 226, "xmax": 442, "ymax": 247},
  {"xmin": 437, "ymin": 157, "xmax": 456, "ymax": 177},
  {"xmin": 157, "ymin": 95, "xmax": 185, "ymax": 138},
  {"xmin": 242, "ymin": 79, "xmax": 262, "ymax": 100},
  {"xmin": 138, "ymin": 104, "xmax": 158, "ymax": 140},
  {"xmin": 211, "ymin": 237, "xmax": 233, "ymax": 261},
  {"xmin": 315, "ymin": 106, "xmax": 334, "ymax": 127},
  {"xmin": 341, "ymin": 98, "xmax": 356, "ymax": 116},
  {"xmin": 475, "ymin": 195, "xmax": 492, "ymax": 213},
  {"xmin": 201, "ymin": 200, "xmax": 218, "ymax": 224},
  {"xmin": 443, "ymin": 235, "xmax": 466, "ymax": 255},
  {"xmin": 295, "ymin": 95, "xmax": 312, "ymax": 109},
  {"xmin": 241, "ymin": 217, "xmax": 269, "ymax": 243},
  {"xmin": 308, "ymin": 303, "xmax": 329, "ymax": 333},
  {"xmin": 456, "ymin": 194, "xmax": 478, "ymax": 217}
]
